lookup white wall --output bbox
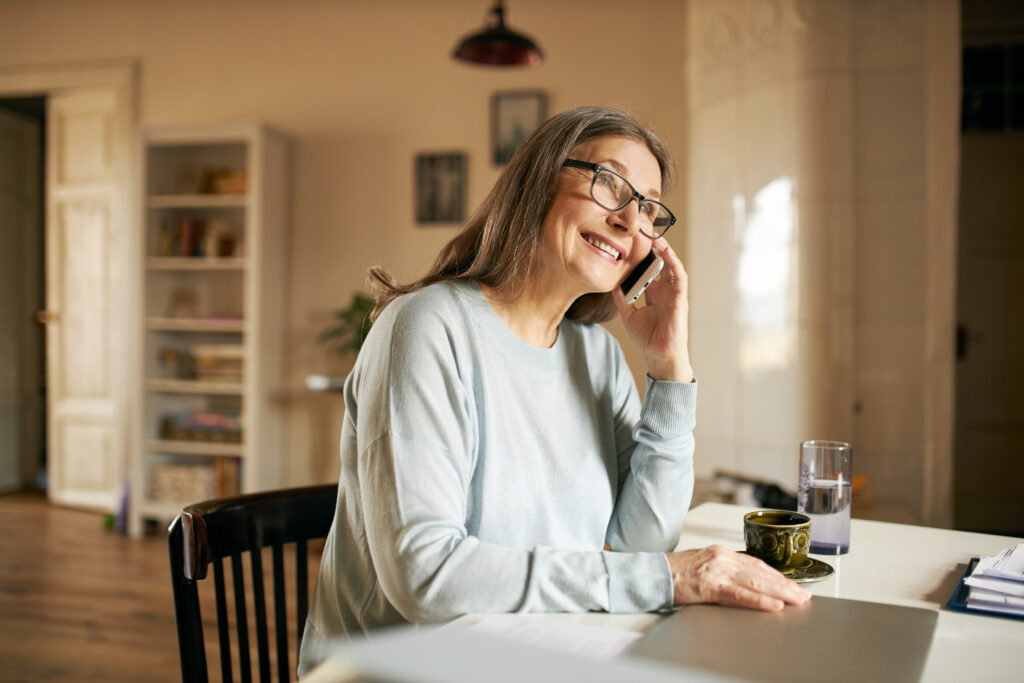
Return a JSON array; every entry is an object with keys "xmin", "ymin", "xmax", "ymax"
[
  {"xmin": 0, "ymin": 0, "xmax": 689, "ymax": 485},
  {"xmin": 685, "ymin": 0, "xmax": 960, "ymax": 526}
]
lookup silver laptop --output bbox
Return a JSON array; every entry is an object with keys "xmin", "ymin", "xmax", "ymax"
[{"xmin": 626, "ymin": 596, "xmax": 937, "ymax": 683}]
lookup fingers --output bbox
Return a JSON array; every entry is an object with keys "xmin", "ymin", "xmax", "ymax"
[
  {"xmin": 668, "ymin": 546, "xmax": 812, "ymax": 612},
  {"xmin": 731, "ymin": 556, "xmax": 811, "ymax": 609},
  {"xmin": 652, "ymin": 238, "xmax": 688, "ymax": 285},
  {"xmin": 723, "ymin": 585, "xmax": 785, "ymax": 612}
]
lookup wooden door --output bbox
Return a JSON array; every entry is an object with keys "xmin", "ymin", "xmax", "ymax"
[
  {"xmin": 45, "ymin": 89, "xmax": 127, "ymax": 510},
  {"xmin": 0, "ymin": 107, "xmax": 41, "ymax": 491},
  {"xmin": 954, "ymin": 131, "xmax": 1024, "ymax": 535}
]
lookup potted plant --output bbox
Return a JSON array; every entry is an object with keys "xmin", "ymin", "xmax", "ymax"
[{"xmin": 318, "ymin": 292, "xmax": 375, "ymax": 357}]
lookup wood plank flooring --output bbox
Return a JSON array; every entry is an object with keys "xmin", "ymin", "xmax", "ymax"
[
  {"xmin": 0, "ymin": 489, "xmax": 322, "ymax": 683},
  {"xmin": 0, "ymin": 490, "xmax": 180, "ymax": 681}
]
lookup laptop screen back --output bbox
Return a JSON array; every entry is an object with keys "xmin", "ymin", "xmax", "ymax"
[{"xmin": 626, "ymin": 596, "xmax": 937, "ymax": 683}]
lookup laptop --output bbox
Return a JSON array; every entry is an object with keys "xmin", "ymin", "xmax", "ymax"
[{"xmin": 626, "ymin": 596, "xmax": 938, "ymax": 683}]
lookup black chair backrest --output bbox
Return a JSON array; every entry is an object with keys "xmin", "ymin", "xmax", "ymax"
[{"xmin": 168, "ymin": 484, "xmax": 337, "ymax": 683}]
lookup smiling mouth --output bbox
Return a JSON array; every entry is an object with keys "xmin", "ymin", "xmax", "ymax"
[{"xmin": 582, "ymin": 234, "xmax": 622, "ymax": 261}]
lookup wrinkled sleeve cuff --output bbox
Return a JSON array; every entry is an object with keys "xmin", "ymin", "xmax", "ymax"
[
  {"xmin": 603, "ymin": 551, "xmax": 673, "ymax": 613},
  {"xmin": 642, "ymin": 377, "xmax": 697, "ymax": 436}
]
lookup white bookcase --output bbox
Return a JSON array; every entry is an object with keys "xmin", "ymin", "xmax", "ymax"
[{"xmin": 130, "ymin": 123, "xmax": 288, "ymax": 536}]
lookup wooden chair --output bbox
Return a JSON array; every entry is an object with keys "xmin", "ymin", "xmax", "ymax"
[{"xmin": 168, "ymin": 484, "xmax": 337, "ymax": 683}]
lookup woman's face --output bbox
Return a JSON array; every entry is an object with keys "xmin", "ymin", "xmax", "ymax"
[{"xmin": 537, "ymin": 135, "xmax": 663, "ymax": 300}]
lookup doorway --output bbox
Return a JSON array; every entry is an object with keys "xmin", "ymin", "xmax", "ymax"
[
  {"xmin": 0, "ymin": 96, "xmax": 46, "ymax": 492},
  {"xmin": 0, "ymin": 62, "xmax": 136, "ymax": 513},
  {"xmin": 955, "ymin": 1, "xmax": 1024, "ymax": 535}
]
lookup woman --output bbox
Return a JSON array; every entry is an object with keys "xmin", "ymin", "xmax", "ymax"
[{"xmin": 299, "ymin": 106, "xmax": 809, "ymax": 674}]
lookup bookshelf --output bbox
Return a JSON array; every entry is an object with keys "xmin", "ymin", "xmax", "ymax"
[{"xmin": 130, "ymin": 123, "xmax": 288, "ymax": 536}]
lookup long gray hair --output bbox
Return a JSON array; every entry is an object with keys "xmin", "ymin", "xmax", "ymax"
[{"xmin": 369, "ymin": 105, "xmax": 674, "ymax": 324}]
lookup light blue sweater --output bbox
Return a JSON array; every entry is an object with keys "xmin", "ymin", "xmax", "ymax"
[{"xmin": 298, "ymin": 280, "xmax": 696, "ymax": 674}]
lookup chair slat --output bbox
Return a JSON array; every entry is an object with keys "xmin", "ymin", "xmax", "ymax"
[
  {"xmin": 231, "ymin": 553, "xmax": 252, "ymax": 683},
  {"xmin": 251, "ymin": 548, "xmax": 271, "ymax": 682},
  {"xmin": 295, "ymin": 539, "xmax": 309, "ymax": 659},
  {"xmin": 272, "ymin": 544, "xmax": 289, "ymax": 682},
  {"xmin": 213, "ymin": 557, "xmax": 233, "ymax": 683}
]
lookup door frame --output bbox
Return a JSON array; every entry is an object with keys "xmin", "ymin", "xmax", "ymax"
[{"xmin": 0, "ymin": 61, "xmax": 139, "ymax": 507}]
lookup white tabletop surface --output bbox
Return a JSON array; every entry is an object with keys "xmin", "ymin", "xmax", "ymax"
[
  {"xmin": 307, "ymin": 502, "xmax": 1024, "ymax": 682},
  {"xmin": 665, "ymin": 503, "xmax": 1023, "ymax": 682}
]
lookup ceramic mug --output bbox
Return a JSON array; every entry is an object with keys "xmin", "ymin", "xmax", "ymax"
[{"xmin": 743, "ymin": 510, "xmax": 812, "ymax": 571}]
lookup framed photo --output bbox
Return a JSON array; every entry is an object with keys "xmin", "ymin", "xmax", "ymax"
[
  {"xmin": 492, "ymin": 91, "xmax": 547, "ymax": 165},
  {"xmin": 415, "ymin": 152, "xmax": 467, "ymax": 225}
]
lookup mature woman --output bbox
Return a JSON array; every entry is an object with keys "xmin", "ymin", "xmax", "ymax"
[{"xmin": 298, "ymin": 106, "xmax": 809, "ymax": 674}]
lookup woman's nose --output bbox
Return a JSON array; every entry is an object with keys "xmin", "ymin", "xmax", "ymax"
[{"xmin": 611, "ymin": 198, "xmax": 643, "ymax": 234}]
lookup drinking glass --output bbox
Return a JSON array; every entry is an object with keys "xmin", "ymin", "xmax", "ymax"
[{"xmin": 797, "ymin": 440, "xmax": 853, "ymax": 555}]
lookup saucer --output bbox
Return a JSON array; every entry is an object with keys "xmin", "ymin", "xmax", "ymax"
[
  {"xmin": 780, "ymin": 557, "xmax": 834, "ymax": 583},
  {"xmin": 740, "ymin": 552, "xmax": 835, "ymax": 583}
]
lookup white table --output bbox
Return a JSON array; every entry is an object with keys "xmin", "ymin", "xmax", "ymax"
[
  {"xmin": 672, "ymin": 503, "xmax": 1023, "ymax": 682},
  {"xmin": 307, "ymin": 503, "xmax": 1024, "ymax": 682}
]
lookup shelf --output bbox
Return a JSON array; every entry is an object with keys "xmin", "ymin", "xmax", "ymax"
[
  {"xmin": 145, "ymin": 438, "xmax": 244, "ymax": 457},
  {"xmin": 146, "ymin": 378, "xmax": 243, "ymax": 395},
  {"xmin": 148, "ymin": 317, "xmax": 244, "ymax": 332},
  {"xmin": 132, "ymin": 124, "xmax": 288, "ymax": 537},
  {"xmin": 147, "ymin": 257, "xmax": 246, "ymax": 271},
  {"xmin": 148, "ymin": 194, "xmax": 247, "ymax": 209},
  {"xmin": 138, "ymin": 499, "xmax": 187, "ymax": 522}
]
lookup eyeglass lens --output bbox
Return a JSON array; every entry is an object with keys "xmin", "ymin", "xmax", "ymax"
[{"xmin": 591, "ymin": 169, "xmax": 673, "ymax": 237}]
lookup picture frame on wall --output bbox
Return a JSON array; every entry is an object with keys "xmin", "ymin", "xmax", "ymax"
[
  {"xmin": 415, "ymin": 152, "xmax": 467, "ymax": 225},
  {"xmin": 492, "ymin": 91, "xmax": 547, "ymax": 165}
]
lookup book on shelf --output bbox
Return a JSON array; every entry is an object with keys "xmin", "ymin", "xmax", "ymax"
[
  {"xmin": 175, "ymin": 166, "xmax": 247, "ymax": 195},
  {"xmin": 190, "ymin": 343, "xmax": 244, "ymax": 383},
  {"xmin": 159, "ymin": 215, "xmax": 240, "ymax": 259},
  {"xmin": 160, "ymin": 410, "xmax": 242, "ymax": 443}
]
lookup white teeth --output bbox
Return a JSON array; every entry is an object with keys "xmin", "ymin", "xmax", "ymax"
[{"xmin": 583, "ymin": 235, "xmax": 621, "ymax": 260}]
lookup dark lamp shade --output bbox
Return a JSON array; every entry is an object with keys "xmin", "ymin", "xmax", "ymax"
[{"xmin": 452, "ymin": 27, "xmax": 543, "ymax": 67}]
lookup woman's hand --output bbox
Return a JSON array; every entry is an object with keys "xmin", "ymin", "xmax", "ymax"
[
  {"xmin": 612, "ymin": 238, "xmax": 693, "ymax": 382},
  {"xmin": 667, "ymin": 545, "xmax": 812, "ymax": 611}
]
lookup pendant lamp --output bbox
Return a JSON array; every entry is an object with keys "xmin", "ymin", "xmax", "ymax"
[{"xmin": 452, "ymin": 0, "xmax": 544, "ymax": 67}]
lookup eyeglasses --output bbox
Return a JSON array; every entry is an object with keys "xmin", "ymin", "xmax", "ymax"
[{"xmin": 562, "ymin": 159, "xmax": 676, "ymax": 239}]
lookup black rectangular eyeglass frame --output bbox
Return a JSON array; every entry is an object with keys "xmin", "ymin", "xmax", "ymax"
[{"xmin": 562, "ymin": 158, "xmax": 676, "ymax": 237}]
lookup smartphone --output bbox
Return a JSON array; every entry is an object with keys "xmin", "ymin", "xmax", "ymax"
[{"xmin": 620, "ymin": 250, "xmax": 664, "ymax": 304}]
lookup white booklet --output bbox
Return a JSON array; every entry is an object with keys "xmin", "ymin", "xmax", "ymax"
[{"xmin": 965, "ymin": 543, "xmax": 1024, "ymax": 617}]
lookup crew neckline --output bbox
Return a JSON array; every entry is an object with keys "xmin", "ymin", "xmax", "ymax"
[{"xmin": 453, "ymin": 280, "xmax": 570, "ymax": 372}]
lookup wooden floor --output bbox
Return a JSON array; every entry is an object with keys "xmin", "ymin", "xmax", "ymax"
[{"xmin": 1, "ymin": 490, "xmax": 195, "ymax": 683}]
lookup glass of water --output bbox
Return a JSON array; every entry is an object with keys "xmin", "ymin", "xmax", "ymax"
[{"xmin": 797, "ymin": 440, "xmax": 853, "ymax": 555}]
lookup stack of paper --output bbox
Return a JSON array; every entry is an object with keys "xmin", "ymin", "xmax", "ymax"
[{"xmin": 965, "ymin": 543, "xmax": 1024, "ymax": 617}]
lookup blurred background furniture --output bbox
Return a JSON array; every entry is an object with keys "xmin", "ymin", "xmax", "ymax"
[
  {"xmin": 168, "ymin": 484, "xmax": 336, "ymax": 683},
  {"xmin": 133, "ymin": 123, "xmax": 290, "ymax": 538}
]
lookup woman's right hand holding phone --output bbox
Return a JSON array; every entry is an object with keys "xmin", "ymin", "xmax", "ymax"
[{"xmin": 612, "ymin": 238, "xmax": 694, "ymax": 383}]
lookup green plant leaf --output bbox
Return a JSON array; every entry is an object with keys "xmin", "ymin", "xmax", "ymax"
[{"xmin": 319, "ymin": 292, "xmax": 374, "ymax": 357}]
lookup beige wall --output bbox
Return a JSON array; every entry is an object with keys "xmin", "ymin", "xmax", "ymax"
[{"xmin": 0, "ymin": 0, "xmax": 689, "ymax": 484}]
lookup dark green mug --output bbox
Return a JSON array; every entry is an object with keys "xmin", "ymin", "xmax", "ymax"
[{"xmin": 743, "ymin": 510, "xmax": 812, "ymax": 571}]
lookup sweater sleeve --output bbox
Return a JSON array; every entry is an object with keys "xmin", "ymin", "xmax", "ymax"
[
  {"xmin": 354, "ymin": 301, "xmax": 673, "ymax": 621},
  {"xmin": 605, "ymin": 347, "xmax": 697, "ymax": 553}
]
